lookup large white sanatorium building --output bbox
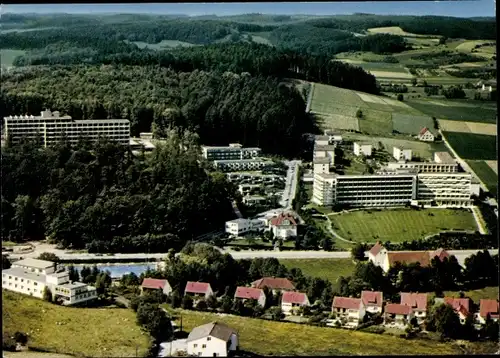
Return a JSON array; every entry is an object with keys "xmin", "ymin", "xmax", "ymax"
[
  {"xmin": 3, "ymin": 109, "xmax": 130, "ymax": 147},
  {"xmin": 2, "ymin": 258, "xmax": 97, "ymax": 305},
  {"xmin": 202, "ymin": 143, "xmax": 261, "ymax": 161}
]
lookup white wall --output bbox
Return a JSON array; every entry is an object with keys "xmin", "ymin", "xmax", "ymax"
[
  {"xmin": 188, "ymin": 336, "xmax": 228, "ymax": 357},
  {"xmin": 2, "ymin": 272, "xmax": 46, "ymax": 299}
]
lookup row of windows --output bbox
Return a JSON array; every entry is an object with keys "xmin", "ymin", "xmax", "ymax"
[
  {"xmin": 3, "ymin": 282, "xmax": 40, "ymax": 292},
  {"xmin": 5, "ymin": 276, "xmax": 40, "ymax": 285}
]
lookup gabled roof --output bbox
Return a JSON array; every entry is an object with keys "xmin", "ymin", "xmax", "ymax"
[
  {"xmin": 419, "ymin": 127, "xmax": 431, "ymax": 136},
  {"xmin": 430, "ymin": 248, "xmax": 449, "ymax": 261},
  {"xmin": 332, "ymin": 297, "xmax": 362, "ymax": 310},
  {"xmin": 186, "ymin": 322, "xmax": 237, "ymax": 343},
  {"xmin": 269, "ymin": 213, "xmax": 297, "ymax": 227},
  {"xmin": 388, "ymin": 251, "xmax": 431, "ymax": 267},
  {"xmin": 185, "ymin": 281, "xmax": 212, "ymax": 294},
  {"xmin": 282, "ymin": 291, "xmax": 309, "ymax": 305},
  {"xmin": 369, "ymin": 242, "xmax": 384, "ymax": 257},
  {"xmin": 234, "ymin": 287, "xmax": 264, "ymax": 300},
  {"xmin": 444, "ymin": 297, "xmax": 470, "ymax": 316},
  {"xmin": 361, "ymin": 291, "xmax": 383, "ymax": 307},
  {"xmin": 385, "ymin": 303, "xmax": 412, "ymax": 315},
  {"xmin": 401, "ymin": 293, "xmax": 428, "ymax": 311},
  {"xmin": 142, "ymin": 278, "xmax": 168, "ymax": 290},
  {"xmin": 251, "ymin": 277, "xmax": 295, "ymax": 291},
  {"xmin": 479, "ymin": 299, "xmax": 500, "ymax": 319}
]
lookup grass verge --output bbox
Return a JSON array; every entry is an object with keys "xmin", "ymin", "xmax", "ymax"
[{"xmin": 280, "ymin": 258, "xmax": 356, "ymax": 284}]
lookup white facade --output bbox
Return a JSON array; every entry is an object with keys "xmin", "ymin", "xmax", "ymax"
[
  {"xmin": 4, "ymin": 110, "xmax": 130, "ymax": 147},
  {"xmin": 393, "ymin": 147, "xmax": 412, "ymax": 161},
  {"xmin": 213, "ymin": 159, "xmax": 272, "ymax": 172},
  {"xmin": 270, "ymin": 219, "xmax": 298, "ymax": 239},
  {"xmin": 416, "ymin": 173, "xmax": 472, "ymax": 206},
  {"xmin": 202, "ymin": 144, "xmax": 261, "ymax": 161},
  {"xmin": 332, "ymin": 302, "xmax": 366, "ymax": 327},
  {"xmin": 313, "ymin": 158, "xmax": 331, "ymax": 175},
  {"xmin": 187, "ymin": 335, "xmax": 237, "ymax": 357},
  {"xmin": 225, "ymin": 218, "xmax": 265, "ymax": 236},
  {"xmin": 353, "ymin": 142, "xmax": 372, "ymax": 157},
  {"xmin": 387, "ymin": 161, "xmax": 458, "ymax": 173},
  {"xmin": 281, "ymin": 295, "xmax": 310, "ymax": 316},
  {"xmin": 242, "ymin": 195, "xmax": 267, "ymax": 206},
  {"xmin": 314, "ymin": 136, "xmax": 330, "ymax": 146},
  {"xmin": 418, "ymin": 129, "xmax": 435, "ymax": 142}
]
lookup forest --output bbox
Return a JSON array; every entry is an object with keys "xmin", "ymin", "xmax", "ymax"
[{"xmin": 0, "ymin": 131, "xmax": 236, "ymax": 251}]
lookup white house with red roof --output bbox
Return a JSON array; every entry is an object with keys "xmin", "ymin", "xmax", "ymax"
[
  {"xmin": 234, "ymin": 287, "xmax": 266, "ymax": 307},
  {"xmin": 401, "ymin": 292, "xmax": 428, "ymax": 324},
  {"xmin": 367, "ymin": 242, "xmax": 388, "ymax": 268},
  {"xmin": 268, "ymin": 213, "xmax": 298, "ymax": 239},
  {"xmin": 281, "ymin": 291, "xmax": 310, "ymax": 316},
  {"xmin": 331, "ymin": 297, "xmax": 366, "ymax": 327},
  {"xmin": 417, "ymin": 127, "xmax": 435, "ymax": 142},
  {"xmin": 361, "ymin": 290, "xmax": 384, "ymax": 314},
  {"xmin": 184, "ymin": 281, "xmax": 214, "ymax": 300},
  {"xmin": 476, "ymin": 299, "xmax": 499, "ymax": 325},
  {"xmin": 251, "ymin": 277, "xmax": 295, "ymax": 294},
  {"xmin": 444, "ymin": 297, "xmax": 471, "ymax": 324},
  {"xmin": 384, "ymin": 303, "xmax": 414, "ymax": 328},
  {"xmin": 141, "ymin": 278, "xmax": 172, "ymax": 296}
]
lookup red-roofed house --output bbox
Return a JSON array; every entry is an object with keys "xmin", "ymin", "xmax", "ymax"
[
  {"xmin": 281, "ymin": 291, "xmax": 310, "ymax": 316},
  {"xmin": 444, "ymin": 297, "xmax": 471, "ymax": 324},
  {"xmin": 384, "ymin": 303, "xmax": 414, "ymax": 328},
  {"xmin": 401, "ymin": 292, "xmax": 428, "ymax": 323},
  {"xmin": 234, "ymin": 287, "xmax": 266, "ymax": 307},
  {"xmin": 251, "ymin": 277, "xmax": 295, "ymax": 293},
  {"xmin": 141, "ymin": 278, "xmax": 172, "ymax": 296},
  {"xmin": 332, "ymin": 297, "xmax": 366, "ymax": 327},
  {"xmin": 184, "ymin": 281, "xmax": 214, "ymax": 300},
  {"xmin": 430, "ymin": 248, "xmax": 450, "ymax": 262},
  {"xmin": 418, "ymin": 127, "xmax": 435, "ymax": 142},
  {"xmin": 269, "ymin": 213, "xmax": 297, "ymax": 239},
  {"xmin": 367, "ymin": 242, "xmax": 388, "ymax": 268},
  {"xmin": 476, "ymin": 299, "xmax": 500, "ymax": 325},
  {"xmin": 361, "ymin": 291, "xmax": 384, "ymax": 314}
]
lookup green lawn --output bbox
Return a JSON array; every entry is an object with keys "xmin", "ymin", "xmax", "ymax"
[
  {"xmin": 392, "ymin": 113, "xmax": 435, "ymax": 136},
  {"xmin": 170, "ymin": 309, "xmax": 473, "ymax": 356},
  {"xmin": 467, "ymin": 160, "xmax": 498, "ymax": 197},
  {"xmin": 406, "ymin": 99, "xmax": 497, "ymax": 124},
  {"xmin": 329, "ymin": 208, "xmax": 478, "ymax": 243},
  {"xmin": 0, "ymin": 49, "xmax": 26, "ymax": 67},
  {"xmin": 280, "ymin": 258, "xmax": 356, "ymax": 284},
  {"xmin": 443, "ymin": 132, "xmax": 497, "ymax": 160},
  {"xmin": 358, "ymin": 108, "xmax": 393, "ymax": 135},
  {"xmin": 2, "ymin": 291, "xmax": 150, "ymax": 357},
  {"xmin": 441, "ymin": 286, "xmax": 500, "ymax": 303}
]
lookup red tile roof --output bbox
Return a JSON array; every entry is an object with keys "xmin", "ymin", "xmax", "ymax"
[
  {"xmin": 332, "ymin": 297, "xmax": 362, "ymax": 310},
  {"xmin": 269, "ymin": 213, "xmax": 297, "ymax": 227},
  {"xmin": 419, "ymin": 127, "xmax": 430, "ymax": 136},
  {"xmin": 141, "ymin": 278, "xmax": 167, "ymax": 290},
  {"xmin": 185, "ymin": 281, "xmax": 212, "ymax": 294},
  {"xmin": 234, "ymin": 287, "xmax": 264, "ymax": 300},
  {"xmin": 388, "ymin": 251, "xmax": 431, "ymax": 267},
  {"xmin": 385, "ymin": 303, "xmax": 413, "ymax": 315},
  {"xmin": 282, "ymin": 291, "xmax": 309, "ymax": 305},
  {"xmin": 251, "ymin": 277, "xmax": 295, "ymax": 291},
  {"xmin": 401, "ymin": 293, "xmax": 428, "ymax": 311},
  {"xmin": 479, "ymin": 299, "xmax": 500, "ymax": 319},
  {"xmin": 444, "ymin": 297, "xmax": 470, "ymax": 316},
  {"xmin": 369, "ymin": 242, "xmax": 384, "ymax": 257},
  {"xmin": 361, "ymin": 291, "xmax": 383, "ymax": 307},
  {"xmin": 430, "ymin": 248, "xmax": 449, "ymax": 261}
]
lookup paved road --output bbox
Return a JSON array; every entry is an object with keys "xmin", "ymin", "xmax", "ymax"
[{"xmin": 280, "ymin": 160, "xmax": 301, "ymax": 209}]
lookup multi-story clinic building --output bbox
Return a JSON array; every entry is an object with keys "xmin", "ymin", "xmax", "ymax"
[
  {"xmin": 202, "ymin": 143, "xmax": 261, "ymax": 161},
  {"xmin": 2, "ymin": 258, "xmax": 97, "ymax": 305},
  {"xmin": 3, "ymin": 109, "xmax": 130, "ymax": 147}
]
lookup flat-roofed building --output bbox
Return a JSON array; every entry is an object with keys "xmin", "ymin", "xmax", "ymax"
[
  {"xmin": 434, "ymin": 152, "xmax": 455, "ymax": 164},
  {"xmin": 416, "ymin": 173, "xmax": 472, "ymax": 207},
  {"xmin": 353, "ymin": 142, "xmax": 372, "ymax": 157},
  {"xmin": 225, "ymin": 218, "xmax": 265, "ymax": 236},
  {"xmin": 324, "ymin": 130, "xmax": 343, "ymax": 144},
  {"xmin": 387, "ymin": 160, "xmax": 458, "ymax": 173},
  {"xmin": 314, "ymin": 135, "xmax": 330, "ymax": 146},
  {"xmin": 313, "ymin": 157, "xmax": 331, "ymax": 175},
  {"xmin": 201, "ymin": 143, "xmax": 261, "ymax": 161},
  {"xmin": 213, "ymin": 158, "xmax": 272, "ymax": 172},
  {"xmin": 393, "ymin": 147, "xmax": 412, "ymax": 161},
  {"xmin": 312, "ymin": 173, "xmax": 337, "ymax": 206}
]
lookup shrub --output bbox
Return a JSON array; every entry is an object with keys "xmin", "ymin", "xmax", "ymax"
[
  {"xmin": 14, "ymin": 331, "xmax": 28, "ymax": 345},
  {"xmin": 2, "ymin": 333, "xmax": 17, "ymax": 351}
]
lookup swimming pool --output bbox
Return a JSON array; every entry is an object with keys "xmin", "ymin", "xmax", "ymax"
[{"xmin": 71, "ymin": 263, "xmax": 157, "ymax": 278}]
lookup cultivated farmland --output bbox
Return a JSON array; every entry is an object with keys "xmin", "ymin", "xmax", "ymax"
[
  {"xmin": 392, "ymin": 113, "xmax": 435, "ymax": 135},
  {"xmin": 407, "ymin": 99, "xmax": 497, "ymax": 123},
  {"xmin": 466, "ymin": 160, "xmax": 498, "ymax": 197},
  {"xmin": 358, "ymin": 109, "xmax": 393, "ymax": 135},
  {"xmin": 439, "ymin": 119, "xmax": 497, "ymax": 136},
  {"xmin": 443, "ymin": 132, "xmax": 497, "ymax": 160},
  {"xmin": 329, "ymin": 208, "xmax": 478, "ymax": 243}
]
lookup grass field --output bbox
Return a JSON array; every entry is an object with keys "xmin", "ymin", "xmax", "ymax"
[
  {"xmin": 485, "ymin": 160, "xmax": 498, "ymax": 175},
  {"xmin": 170, "ymin": 309, "xmax": 471, "ymax": 356},
  {"xmin": 2, "ymin": 291, "xmax": 151, "ymax": 357},
  {"xmin": 358, "ymin": 109, "xmax": 393, "ymax": 135},
  {"xmin": 392, "ymin": 113, "xmax": 435, "ymax": 135},
  {"xmin": 329, "ymin": 208, "xmax": 478, "ymax": 243},
  {"xmin": 129, "ymin": 40, "xmax": 196, "ymax": 50},
  {"xmin": 443, "ymin": 132, "xmax": 496, "ymax": 160},
  {"xmin": 280, "ymin": 258, "xmax": 356, "ymax": 284},
  {"xmin": 466, "ymin": 160, "xmax": 498, "ymax": 197},
  {"xmin": 455, "ymin": 40, "xmax": 497, "ymax": 59},
  {"xmin": 407, "ymin": 99, "xmax": 497, "ymax": 123},
  {"xmin": 0, "ymin": 49, "xmax": 26, "ymax": 67},
  {"xmin": 443, "ymin": 286, "xmax": 500, "ymax": 303},
  {"xmin": 439, "ymin": 119, "xmax": 497, "ymax": 136}
]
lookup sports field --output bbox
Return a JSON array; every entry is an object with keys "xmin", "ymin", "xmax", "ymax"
[
  {"xmin": 392, "ymin": 113, "xmax": 435, "ymax": 135},
  {"xmin": 443, "ymin": 131, "xmax": 497, "ymax": 160},
  {"xmin": 280, "ymin": 258, "xmax": 356, "ymax": 284},
  {"xmin": 439, "ymin": 119, "xmax": 497, "ymax": 136},
  {"xmin": 407, "ymin": 99, "xmax": 497, "ymax": 124},
  {"xmin": 466, "ymin": 160, "xmax": 498, "ymax": 197},
  {"xmin": 329, "ymin": 208, "xmax": 477, "ymax": 243}
]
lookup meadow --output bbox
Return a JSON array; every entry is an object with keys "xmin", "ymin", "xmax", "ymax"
[
  {"xmin": 439, "ymin": 119, "xmax": 497, "ymax": 136},
  {"xmin": 407, "ymin": 99, "xmax": 497, "ymax": 123},
  {"xmin": 466, "ymin": 160, "xmax": 498, "ymax": 197},
  {"xmin": 392, "ymin": 113, "xmax": 434, "ymax": 135},
  {"xmin": 128, "ymin": 39, "xmax": 196, "ymax": 50},
  {"xmin": 328, "ymin": 208, "xmax": 478, "ymax": 243},
  {"xmin": 280, "ymin": 258, "xmax": 356, "ymax": 284},
  {"xmin": 2, "ymin": 291, "xmax": 151, "ymax": 357},
  {"xmin": 0, "ymin": 49, "xmax": 27, "ymax": 67},
  {"xmin": 443, "ymin": 132, "xmax": 497, "ymax": 160},
  {"xmin": 442, "ymin": 286, "xmax": 500, "ymax": 303}
]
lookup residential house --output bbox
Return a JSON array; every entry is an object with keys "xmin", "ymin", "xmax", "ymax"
[
  {"xmin": 269, "ymin": 213, "xmax": 298, "ymax": 239},
  {"xmin": 444, "ymin": 297, "xmax": 471, "ymax": 324},
  {"xmin": 184, "ymin": 282, "xmax": 214, "ymax": 300},
  {"xmin": 234, "ymin": 287, "xmax": 266, "ymax": 308},
  {"xmin": 281, "ymin": 291, "xmax": 310, "ymax": 316},
  {"xmin": 393, "ymin": 147, "xmax": 412, "ymax": 161},
  {"xmin": 251, "ymin": 277, "xmax": 295, "ymax": 294},
  {"xmin": 367, "ymin": 242, "xmax": 388, "ymax": 268},
  {"xmin": 186, "ymin": 321, "xmax": 238, "ymax": 357},
  {"xmin": 401, "ymin": 292, "xmax": 428, "ymax": 324},
  {"xmin": 384, "ymin": 303, "xmax": 414, "ymax": 328},
  {"xmin": 361, "ymin": 291, "xmax": 384, "ymax": 314},
  {"xmin": 331, "ymin": 297, "xmax": 366, "ymax": 327},
  {"xmin": 476, "ymin": 299, "xmax": 499, "ymax": 325},
  {"xmin": 353, "ymin": 142, "xmax": 372, "ymax": 157},
  {"xmin": 418, "ymin": 127, "xmax": 435, "ymax": 142},
  {"xmin": 141, "ymin": 278, "xmax": 172, "ymax": 296}
]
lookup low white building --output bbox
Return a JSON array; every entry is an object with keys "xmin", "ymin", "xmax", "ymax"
[
  {"xmin": 242, "ymin": 195, "xmax": 267, "ymax": 206},
  {"xmin": 314, "ymin": 135, "xmax": 330, "ymax": 146},
  {"xmin": 269, "ymin": 213, "xmax": 298, "ymax": 239},
  {"xmin": 393, "ymin": 147, "xmax": 412, "ymax": 161},
  {"xmin": 186, "ymin": 322, "xmax": 238, "ymax": 357},
  {"xmin": 225, "ymin": 218, "xmax": 265, "ymax": 236},
  {"xmin": 353, "ymin": 142, "xmax": 372, "ymax": 157},
  {"xmin": 324, "ymin": 130, "xmax": 343, "ymax": 144},
  {"xmin": 213, "ymin": 158, "xmax": 272, "ymax": 172},
  {"xmin": 281, "ymin": 291, "xmax": 310, "ymax": 316}
]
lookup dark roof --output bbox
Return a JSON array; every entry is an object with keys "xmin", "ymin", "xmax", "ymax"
[{"xmin": 186, "ymin": 322, "xmax": 237, "ymax": 343}]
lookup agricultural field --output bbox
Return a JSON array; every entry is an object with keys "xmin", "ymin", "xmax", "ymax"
[
  {"xmin": 2, "ymin": 291, "xmax": 151, "ymax": 357},
  {"xmin": 443, "ymin": 286, "xmax": 500, "ymax": 303},
  {"xmin": 366, "ymin": 26, "xmax": 439, "ymax": 39},
  {"xmin": 407, "ymin": 99, "xmax": 497, "ymax": 123},
  {"xmin": 0, "ymin": 49, "xmax": 26, "ymax": 67},
  {"xmin": 443, "ymin": 132, "xmax": 497, "ymax": 160},
  {"xmin": 466, "ymin": 160, "xmax": 498, "ymax": 197},
  {"xmin": 485, "ymin": 160, "xmax": 498, "ymax": 175},
  {"xmin": 169, "ymin": 308, "xmax": 477, "ymax": 356},
  {"xmin": 358, "ymin": 109, "xmax": 393, "ymax": 135},
  {"xmin": 455, "ymin": 40, "xmax": 497, "ymax": 59},
  {"xmin": 439, "ymin": 119, "xmax": 497, "ymax": 136},
  {"xmin": 280, "ymin": 258, "xmax": 356, "ymax": 284},
  {"xmin": 392, "ymin": 113, "xmax": 435, "ymax": 135},
  {"xmin": 128, "ymin": 39, "xmax": 196, "ymax": 50},
  {"xmin": 328, "ymin": 208, "xmax": 478, "ymax": 243}
]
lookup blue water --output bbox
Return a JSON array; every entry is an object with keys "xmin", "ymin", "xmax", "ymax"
[{"xmin": 71, "ymin": 263, "xmax": 157, "ymax": 279}]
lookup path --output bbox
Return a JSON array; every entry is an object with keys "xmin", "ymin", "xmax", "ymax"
[
  {"xmin": 471, "ymin": 206, "xmax": 488, "ymax": 235},
  {"xmin": 323, "ymin": 214, "xmax": 355, "ymax": 244},
  {"xmin": 305, "ymin": 82, "xmax": 315, "ymax": 113}
]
